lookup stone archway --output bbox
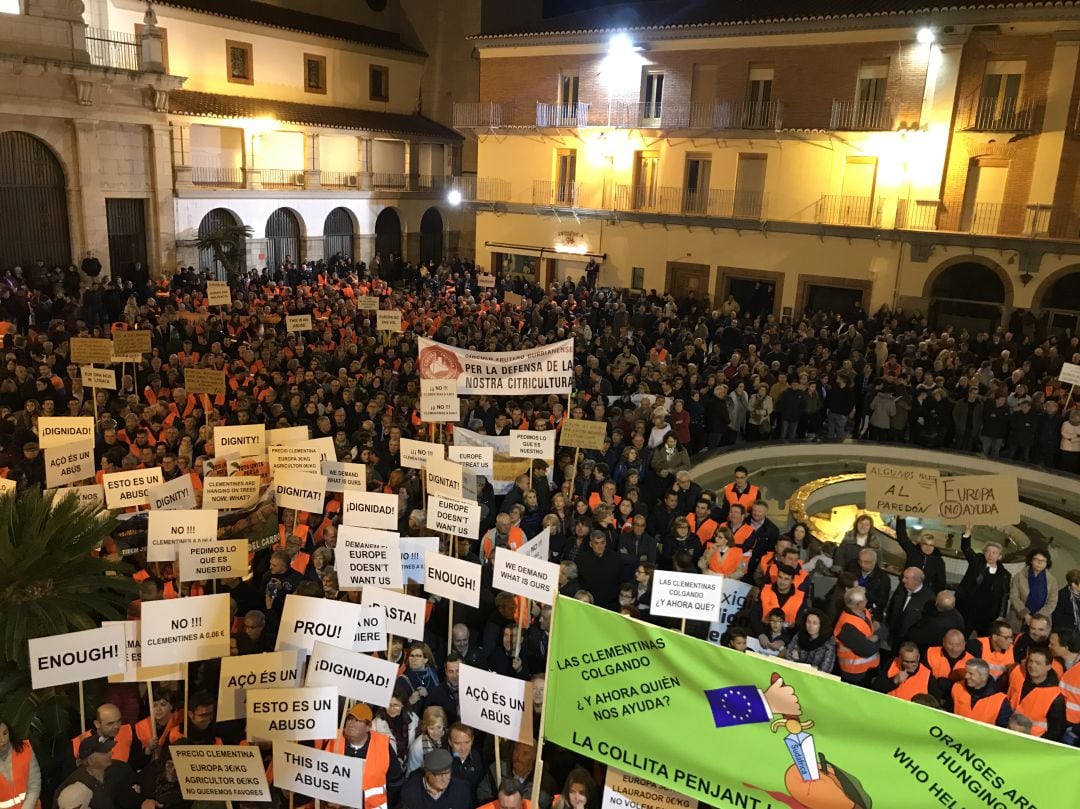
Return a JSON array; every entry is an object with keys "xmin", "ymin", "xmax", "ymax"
[
  {"xmin": 924, "ymin": 257, "xmax": 1011, "ymax": 333},
  {"xmin": 419, "ymin": 207, "xmax": 443, "ymax": 266},
  {"xmin": 0, "ymin": 131, "xmax": 70, "ymax": 271}
]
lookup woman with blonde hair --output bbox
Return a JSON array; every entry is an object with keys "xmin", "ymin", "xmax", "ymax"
[
  {"xmin": 832, "ymin": 512, "xmax": 885, "ymax": 573},
  {"xmin": 406, "ymin": 705, "xmax": 448, "ymax": 774}
]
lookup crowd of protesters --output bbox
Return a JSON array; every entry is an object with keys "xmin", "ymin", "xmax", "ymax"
[{"xmin": 1, "ymin": 250, "xmax": 1079, "ymax": 809}]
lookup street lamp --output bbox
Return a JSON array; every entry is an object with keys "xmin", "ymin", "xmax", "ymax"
[{"xmin": 447, "ymin": 189, "xmax": 462, "ymax": 206}]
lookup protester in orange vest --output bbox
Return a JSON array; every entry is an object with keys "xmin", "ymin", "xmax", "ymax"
[
  {"xmin": 754, "ymin": 567, "xmax": 807, "ymax": 633},
  {"xmin": 1006, "ymin": 646, "xmax": 1067, "ymax": 740},
  {"xmin": 719, "ymin": 465, "xmax": 759, "ymax": 520},
  {"xmin": 70, "ymin": 704, "xmax": 134, "ymax": 764},
  {"xmin": 1050, "ymin": 628, "xmax": 1080, "ymax": 738},
  {"xmin": 950, "ymin": 658, "xmax": 1012, "ymax": 726},
  {"xmin": 874, "ymin": 642, "xmax": 933, "ymax": 701},
  {"xmin": 134, "ymin": 690, "xmax": 181, "ymax": 757},
  {"xmin": 319, "ymin": 703, "xmax": 402, "ymax": 809},
  {"xmin": 699, "ymin": 525, "xmax": 745, "ymax": 577},
  {"xmin": 972, "ymin": 620, "xmax": 1018, "ymax": 684},
  {"xmin": 0, "ymin": 720, "xmax": 41, "ymax": 809},
  {"xmin": 476, "ymin": 778, "xmax": 532, "ymax": 809},
  {"xmin": 834, "ymin": 586, "xmax": 881, "ymax": 685},
  {"xmin": 480, "ymin": 514, "xmax": 526, "ymax": 562},
  {"xmin": 685, "ymin": 500, "xmax": 718, "ymax": 545},
  {"xmin": 926, "ymin": 629, "xmax": 974, "ymax": 694}
]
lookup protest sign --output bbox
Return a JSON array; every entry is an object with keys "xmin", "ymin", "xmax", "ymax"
[
  {"xmin": 546, "ymin": 596, "xmax": 1080, "ymax": 809},
  {"xmin": 275, "ymin": 594, "xmax": 367, "ymax": 654},
  {"xmin": 377, "ymin": 309, "xmax": 402, "ymax": 332},
  {"xmin": 247, "ymin": 685, "xmax": 337, "ymax": 741},
  {"xmin": 44, "ymin": 439, "xmax": 95, "ymax": 488},
  {"xmin": 70, "ymin": 337, "xmax": 113, "ymax": 365},
  {"xmin": 400, "ymin": 437, "xmax": 443, "ymax": 470},
  {"xmin": 217, "ymin": 650, "xmax": 304, "ymax": 722},
  {"xmin": 172, "ymin": 745, "xmax": 270, "ymax": 802},
  {"xmin": 0, "ymin": 478, "xmax": 13, "ymax": 497},
  {"xmin": 185, "ymin": 367, "xmax": 227, "ymax": 396},
  {"xmin": 269, "ymin": 444, "xmax": 322, "ymax": 476},
  {"xmin": 103, "ymin": 467, "xmax": 164, "ymax": 510},
  {"xmin": 452, "ymin": 426, "xmax": 532, "ymax": 495},
  {"xmin": 140, "ymin": 593, "xmax": 231, "ymax": 666},
  {"xmin": 362, "ymin": 587, "xmax": 426, "ymax": 640},
  {"xmin": 50, "ymin": 483, "xmax": 105, "ymax": 511},
  {"xmin": 104, "ymin": 620, "xmax": 185, "ymax": 683},
  {"xmin": 81, "ymin": 366, "xmax": 116, "ymax": 389},
  {"xmin": 420, "ymin": 378, "xmax": 459, "ymax": 422},
  {"xmin": 148, "ymin": 474, "xmax": 198, "ymax": 510},
  {"xmin": 215, "ymin": 424, "xmax": 266, "ymax": 457},
  {"xmin": 147, "ymin": 508, "xmax": 219, "ymax": 562},
  {"xmin": 111, "ymin": 329, "xmax": 152, "ymax": 356},
  {"xmin": 706, "ymin": 579, "xmax": 755, "ymax": 646},
  {"xmin": 353, "ymin": 606, "xmax": 387, "ymax": 653},
  {"xmin": 323, "ymin": 460, "xmax": 367, "ymax": 493},
  {"xmin": 459, "ymin": 663, "xmax": 533, "ymax": 743},
  {"xmin": 448, "ymin": 444, "xmax": 494, "ymax": 478},
  {"xmin": 273, "ymin": 470, "xmax": 326, "ymax": 513},
  {"xmin": 1059, "ymin": 361, "xmax": 1080, "ymax": 386},
  {"xmin": 112, "ymin": 352, "xmax": 142, "ymax": 364},
  {"xmin": 305, "ymin": 641, "xmax": 398, "ymax": 707},
  {"xmin": 510, "ymin": 429, "xmax": 556, "ymax": 460},
  {"xmin": 273, "ymin": 741, "xmax": 365, "ymax": 808},
  {"xmin": 28, "ymin": 624, "xmax": 126, "ymax": 689},
  {"xmin": 339, "ymin": 526, "xmax": 403, "ymax": 590},
  {"xmin": 342, "ymin": 490, "xmax": 398, "ymax": 530},
  {"xmin": 203, "ymin": 476, "xmax": 260, "ymax": 510},
  {"xmin": 287, "ymin": 314, "xmax": 313, "ymax": 333},
  {"xmin": 517, "ymin": 528, "xmax": 550, "ymax": 562},
  {"xmin": 417, "ymin": 336, "xmax": 574, "ymax": 395},
  {"xmin": 205, "ymin": 280, "xmax": 231, "ymax": 307},
  {"xmin": 179, "ymin": 539, "xmax": 248, "ymax": 582},
  {"xmin": 937, "ymin": 474, "xmax": 1020, "ymax": 526},
  {"xmin": 356, "ymin": 295, "xmax": 380, "ymax": 311},
  {"xmin": 426, "ymin": 494, "xmax": 481, "ymax": 538},
  {"xmin": 560, "ymin": 418, "xmax": 608, "ymax": 451},
  {"xmin": 425, "ymin": 456, "xmax": 477, "ymax": 501},
  {"xmin": 477, "ymin": 274, "xmax": 496, "ymax": 288},
  {"xmin": 650, "ymin": 571, "xmax": 722, "ymax": 622},
  {"xmin": 864, "ymin": 464, "xmax": 940, "ymax": 518},
  {"xmin": 492, "ymin": 546, "xmax": 559, "ymax": 605},
  {"xmin": 399, "ymin": 537, "xmax": 440, "ymax": 584},
  {"xmin": 37, "ymin": 416, "xmax": 94, "ymax": 449},
  {"xmin": 424, "ymin": 552, "xmax": 481, "ymax": 608},
  {"xmin": 227, "ymin": 455, "xmax": 270, "ymax": 485},
  {"xmin": 602, "ymin": 769, "xmax": 693, "ymax": 809},
  {"xmin": 504, "ymin": 291, "xmax": 523, "ymax": 306},
  {"xmin": 268, "ymin": 426, "xmax": 309, "ymax": 446}
]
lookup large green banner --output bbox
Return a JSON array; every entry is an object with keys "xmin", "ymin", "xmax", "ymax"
[{"xmin": 545, "ymin": 596, "xmax": 1079, "ymax": 809}]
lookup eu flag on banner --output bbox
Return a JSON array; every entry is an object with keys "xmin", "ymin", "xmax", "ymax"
[{"xmin": 704, "ymin": 685, "xmax": 771, "ymax": 728}]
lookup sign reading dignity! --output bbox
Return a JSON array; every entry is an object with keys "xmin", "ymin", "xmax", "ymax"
[{"xmin": 215, "ymin": 424, "xmax": 266, "ymax": 457}]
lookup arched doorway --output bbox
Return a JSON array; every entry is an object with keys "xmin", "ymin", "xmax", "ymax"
[
  {"xmin": 419, "ymin": 207, "xmax": 443, "ymax": 266},
  {"xmin": 266, "ymin": 208, "xmax": 301, "ymax": 275},
  {"xmin": 0, "ymin": 132, "xmax": 70, "ymax": 271},
  {"xmin": 928, "ymin": 261, "xmax": 1007, "ymax": 333},
  {"xmin": 324, "ymin": 208, "xmax": 354, "ymax": 263},
  {"xmin": 1038, "ymin": 269, "xmax": 1080, "ymax": 337},
  {"xmin": 374, "ymin": 207, "xmax": 401, "ymax": 272},
  {"xmin": 198, "ymin": 208, "xmax": 244, "ymax": 281}
]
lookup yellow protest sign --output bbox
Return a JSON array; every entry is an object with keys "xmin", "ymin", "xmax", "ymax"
[
  {"xmin": 70, "ymin": 337, "xmax": 113, "ymax": 365},
  {"xmin": 112, "ymin": 330, "xmax": 151, "ymax": 356},
  {"xmin": 937, "ymin": 474, "xmax": 1020, "ymax": 526},
  {"xmin": 559, "ymin": 418, "xmax": 608, "ymax": 451},
  {"xmin": 864, "ymin": 463, "xmax": 939, "ymax": 518},
  {"xmin": 185, "ymin": 367, "xmax": 227, "ymax": 396}
]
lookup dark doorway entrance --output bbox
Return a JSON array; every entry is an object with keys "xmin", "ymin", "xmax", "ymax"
[
  {"xmin": 106, "ymin": 198, "xmax": 148, "ymax": 285},
  {"xmin": 266, "ymin": 208, "xmax": 301, "ymax": 274},
  {"xmin": 198, "ymin": 208, "xmax": 244, "ymax": 280},
  {"xmin": 805, "ymin": 284, "xmax": 863, "ymax": 317},
  {"xmin": 374, "ymin": 207, "xmax": 402, "ymax": 269},
  {"xmin": 728, "ymin": 278, "xmax": 776, "ymax": 319},
  {"xmin": 419, "ymin": 207, "xmax": 443, "ymax": 266},
  {"xmin": 0, "ymin": 132, "xmax": 70, "ymax": 272},
  {"xmin": 929, "ymin": 262, "xmax": 1005, "ymax": 333},
  {"xmin": 665, "ymin": 261, "xmax": 711, "ymax": 309},
  {"xmin": 324, "ymin": 207, "xmax": 354, "ymax": 262}
]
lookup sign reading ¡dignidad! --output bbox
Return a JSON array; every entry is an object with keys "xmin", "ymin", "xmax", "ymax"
[
  {"xmin": 37, "ymin": 416, "xmax": 95, "ymax": 449},
  {"xmin": 417, "ymin": 336, "xmax": 574, "ymax": 395}
]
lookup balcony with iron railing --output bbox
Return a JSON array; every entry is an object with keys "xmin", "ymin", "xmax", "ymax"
[
  {"xmin": 86, "ymin": 27, "xmax": 141, "ymax": 71},
  {"xmin": 532, "ymin": 179, "xmax": 581, "ymax": 207},
  {"xmin": 191, "ymin": 166, "xmax": 244, "ymax": 187},
  {"xmin": 320, "ymin": 170, "xmax": 360, "ymax": 188},
  {"xmin": 829, "ymin": 99, "xmax": 894, "ymax": 131},
  {"xmin": 613, "ymin": 185, "xmax": 770, "ymax": 218},
  {"xmin": 260, "ymin": 169, "xmax": 306, "ymax": 189},
  {"xmin": 453, "ymin": 102, "xmax": 516, "ymax": 129},
  {"xmin": 536, "ymin": 101, "xmax": 591, "ymax": 128},
  {"xmin": 610, "ymin": 100, "xmax": 785, "ymax": 130},
  {"xmin": 449, "ymin": 176, "xmax": 512, "ymax": 202},
  {"xmin": 816, "ymin": 195, "xmax": 882, "ymax": 227},
  {"xmin": 372, "ymin": 172, "xmax": 408, "ymax": 189},
  {"xmin": 896, "ymin": 198, "xmax": 1058, "ymax": 237},
  {"xmin": 960, "ymin": 97, "xmax": 1040, "ymax": 132}
]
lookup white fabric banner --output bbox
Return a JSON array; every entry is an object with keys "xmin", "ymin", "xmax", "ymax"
[{"xmin": 417, "ymin": 336, "xmax": 574, "ymax": 395}]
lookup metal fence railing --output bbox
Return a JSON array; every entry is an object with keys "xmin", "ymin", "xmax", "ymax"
[{"xmin": 86, "ymin": 27, "xmax": 141, "ymax": 71}]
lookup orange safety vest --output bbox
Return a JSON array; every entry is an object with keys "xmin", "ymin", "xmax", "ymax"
[
  {"xmin": 134, "ymin": 714, "xmax": 181, "ymax": 751},
  {"xmin": 481, "ymin": 527, "xmax": 525, "ymax": 561},
  {"xmin": 705, "ymin": 543, "xmax": 742, "ymax": 576},
  {"xmin": 723, "ymin": 482, "xmax": 759, "ymax": 511},
  {"xmin": 884, "ymin": 661, "xmax": 933, "ymax": 701},
  {"xmin": 834, "ymin": 609, "xmax": 880, "ymax": 675},
  {"xmin": 1006, "ymin": 656, "xmax": 1063, "ymax": 696},
  {"xmin": 478, "ymin": 801, "xmax": 532, "ymax": 809},
  {"xmin": 977, "ymin": 637, "xmax": 1016, "ymax": 681},
  {"xmin": 758, "ymin": 585, "xmax": 805, "ymax": 626},
  {"xmin": 926, "ymin": 647, "xmax": 973, "ymax": 683},
  {"xmin": 320, "ymin": 732, "xmax": 390, "ymax": 809},
  {"xmin": 167, "ymin": 727, "xmax": 223, "ymax": 745},
  {"xmin": 723, "ymin": 521, "xmax": 755, "ymax": 566},
  {"xmin": 1007, "ymin": 678, "xmax": 1063, "ymax": 738},
  {"xmin": 587, "ymin": 492, "xmax": 621, "ymax": 510},
  {"xmin": 1059, "ymin": 660, "xmax": 1080, "ymax": 725},
  {"xmin": 0, "ymin": 744, "xmax": 40, "ymax": 809},
  {"xmin": 950, "ymin": 682, "xmax": 1009, "ymax": 726},
  {"xmin": 686, "ymin": 513, "xmax": 719, "ymax": 545},
  {"xmin": 72, "ymin": 725, "xmax": 134, "ymax": 763}
]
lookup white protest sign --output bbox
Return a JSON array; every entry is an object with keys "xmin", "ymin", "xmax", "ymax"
[
  {"xmin": 362, "ymin": 587, "xmax": 426, "ymax": 641},
  {"xmin": 424, "ymin": 552, "xmax": 481, "ymax": 608},
  {"xmin": 1060, "ymin": 362, "xmax": 1080, "ymax": 386},
  {"xmin": 356, "ymin": 296, "xmax": 380, "ymax": 312},
  {"xmin": 269, "ymin": 444, "xmax": 322, "ymax": 476},
  {"xmin": 510, "ymin": 429, "xmax": 555, "ymax": 460},
  {"xmin": 28, "ymin": 624, "xmax": 126, "ymax": 689},
  {"xmin": 291, "ymin": 437, "xmax": 336, "ymax": 465},
  {"xmin": 400, "ymin": 437, "xmax": 443, "ymax": 470},
  {"xmin": 274, "ymin": 470, "xmax": 326, "ymax": 513},
  {"xmin": 306, "ymin": 641, "xmax": 398, "ymax": 707},
  {"xmin": 492, "ymin": 546, "xmax": 559, "ymax": 606},
  {"xmin": 399, "ymin": 537, "xmax": 440, "ymax": 584},
  {"xmin": 203, "ymin": 476, "xmax": 260, "ymax": 510},
  {"xmin": 517, "ymin": 528, "xmax": 550, "ymax": 562},
  {"xmin": 268, "ymin": 426, "xmax": 309, "ymax": 446},
  {"xmin": 275, "ymin": 594, "xmax": 367, "ymax": 654},
  {"xmin": 80, "ymin": 366, "xmax": 116, "ymax": 390},
  {"xmin": 427, "ymin": 494, "xmax": 481, "ymax": 538},
  {"xmin": 205, "ymin": 280, "xmax": 231, "ymax": 307},
  {"xmin": 215, "ymin": 424, "xmax": 266, "ymax": 457},
  {"xmin": 459, "ymin": 663, "xmax": 533, "ymax": 743},
  {"xmin": 148, "ymin": 474, "xmax": 198, "ymax": 510},
  {"xmin": 650, "ymin": 571, "xmax": 723, "ymax": 622},
  {"xmin": 323, "ymin": 461, "xmax": 367, "ymax": 493},
  {"xmin": 707, "ymin": 579, "xmax": 755, "ymax": 646},
  {"xmin": 339, "ymin": 526, "xmax": 403, "ymax": 590},
  {"xmin": 342, "ymin": 490, "xmax": 398, "ymax": 530},
  {"xmin": 425, "ymin": 456, "xmax": 477, "ymax": 501},
  {"xmin": 44, "ymin": 439, "xmax": 95, "ymax": 488},
  {"xmin": 0, "ymin": 478, "xmax": 13, "ymax": 498},
  {"xmin": 353, "ymin": 606, "xmax": 387, "ymax": 653},
  {"xmin": 172, "ymin": 746, "xmax": 270, "ymax": 802},
  {"xmin": 50, "ymin": 483, "xmax": 106, "ymax": 511},
  {"xmin": 246, "ymin": 685, "xmax": 337, "ymax": 741},
  {"xmin": 602, "ymin": 769, "xmax": 693, "ymax": 809},
  {"xmin": 477, "ymin": 274, "xmax": 496, "ymax": 288},
  {"xmin": 273, "ymin": 741, "xmax": 364, "ymax": 808},
  {"xmin": 147, "ymin": 508, "xmax": 219, "ymax": 563},
  {"xmin": 38, "ymin": 416, "xmax": 95, "ymax": 449},
  {"xmin": 217, "ymin": 650, "xmax": 305, "ymax": 722},
  {"xmin": 448, "ymin": 445, "xmax": 494, "ymax": 478},
  {"xmin": 179, "ymin": 539, "xmax": 248, "ymax": 582},
  {"xmin": 104, "ymin": 620, "xmax": 185, "ymax": 684},
  {"xmin": 103, "ymin": 467, "xmax": 164, "ymax": 510},
  {"xmin": 141, "ymin": 593, "xmax": 231, "ymax": 666},
  {"xmin": 287, "ymin": 314, "xmax": 313, "ymax": 333},
  {"xmin": 376, "ymin": 310, "xmax": 401, "ymax": 332},
  {"xmin": 420, "ymin": 378, "xmax": 459, "ymax": 422}
]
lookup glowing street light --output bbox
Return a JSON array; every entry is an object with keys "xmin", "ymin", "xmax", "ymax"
[
  {"xmin": 917, "ymin": 27, "xmax": 935, "ymax": 45},
  {"xmin": 447, "ymin": 189, "xmax": 462, "ymax": 206}
]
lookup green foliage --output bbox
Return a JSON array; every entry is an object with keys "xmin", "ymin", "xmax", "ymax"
[
  {"xmin": 195, "ymin": 223, "xmax": 254, "ymax": 282},
  {"xmin": 0, "ymin": 487, "xmax": 136, "ymax": 741}
]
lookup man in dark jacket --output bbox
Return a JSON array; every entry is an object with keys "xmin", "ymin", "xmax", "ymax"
[
  {"xmin": 824, "ymin": 374, "xmax": 856, "ymax": 440},
  {"xmin": 894, "ymin": 517, "xmax": 947, "ymax": 594},
  {"xmin": 575, "ymin": 532, "xmax": 622, "ymax": 609},
  {"xmin": 956, "ymin": 533, "xmax": 1010, "ymax": 636},
  {"xmin": 854, "ymin": 548, "xmax": 891, "ymax": 621},
  {"xmin": 399, "ymin": 749, "xmax": 473, "ymax": 809},
  {"xmin": 704, "ymin": 384, "xmax": 730, "ymax": 449},
  {"xmin": 886, "ymin": 567, "xmax": 935, "ymax": 648},
  {"xmin": 952, "ymin": 388, "xmax": 983, "ymax": 451},
  {"xmin": 1035, "ymin": 399, "xmax": 1064, "ymax": 467},
  {"xmin": 1008, "ymin": 399, "xmax": 1038, "ymax": 462},
  {"xmin": 979, "ymin": 393, "xmax": 1010, "ymax": 458}
]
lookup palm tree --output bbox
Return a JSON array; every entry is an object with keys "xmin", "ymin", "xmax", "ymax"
[
  {"xmin": 195, "ymin": 223, "xmax": 254, "ymax": 282},
  {"xmin": 0, "ymin": 488, "xmax": 136, "ymax": 742}
]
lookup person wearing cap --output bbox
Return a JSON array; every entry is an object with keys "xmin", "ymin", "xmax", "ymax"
[
  {"xmin": 59, "ymin": 736, "xmax": 156, "ymax": 809},
  {"xmin": 0, "ymin": 719, "xmax": 40, "ymax": 809},
  {"xmin": 893, "ymin": 517, "xmax": 946, "ymax": 594},
  {"xmin": 69, "ymin": 705, "xmax": 135, "ymax": 772},
  {"xmin": 319, "ymin": 704, "xmax": 401, "ymax": 809},
  {"xmin": 399, "ymin": 748, "xmax": 471, "ymax": 809}
]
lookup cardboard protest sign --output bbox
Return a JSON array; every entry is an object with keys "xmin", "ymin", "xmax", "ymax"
[
  {"xmin": 323, "ymin": 461, "xmax": 367, "ymax": 493},
  {"xmin": 111, "ymin": 329, "xmax": 152, "ymax": 356},
  {"xmin": 492, "ymin": 546, "xmax": 559, "ymax": 605},
  {"xmin": 50, "ymin": 483, "xmax": 105, "ymax": 511},
  {"xmin": 650, "ymin": 571, "xmax": 723, "ymax": 622},
  {"xmin": 44, "ymin": 439, "xmax": 95, "ymax": 488},
  {"xmin": 560, "ymin": 418, "xmax": 608, "ymax": 451},
  {"xmin": 147, "ymin": 508, "xmax": 219, "ymax": 562},
  {"xmin": 377, "ymin": 310, "xmax": 402, "ymax": 332},
  {"xmin": 504, "ymin": 291, "xmax": 523, "ymax": 306},
  {"xmin": 140, "ymin": 593, "xmax": 231, "ymax": 666},
  {"xmin": 399, "ymin": 537, "xmax": 440, "ymax": 584},
  {"xmin": 937, "ymin": 474, "xmax": 1020, "ymax": 526},
  {"xmin": 70, "ymin": 337, "xmax": 113, "ymax": 365},
  {"xmin": 205, "ymin": 281, "xmax": 231, "ymax": 307},
  {"xmin": 1060, "ymin": 361, "xmax": 1080, "ymax": 386},
  {"xmin": 172, "ymin": 746, "xmax": 270, "ymax": 802},
  {"xmin": 339, "ymin": 526, "xmax": 403, "ymax": 590},
  {"xmin": 602, "ymin": 769, "xmax": 694, "ymax": 809},
  {"xmin": 148, "ymin": 474, "xmax": 198, "ymax": 510},
  {"xmin": 427, "ymin": 494, "xmax": 481, "ymax": 538},
  {"xmin": 111, "ymin": 352, "xmax": 142, "ymax": 364},
  {"xmin": 510, "ymin": 429, "xmax": 556, "ymax": 460},
  {"xmin": 287, "ymin": 314, "xmax": 313, "ymax": 333},
  {"xmin": 706, "ymin": 579, "xmax": 755, "ymax": 647},
  {"xmin": 184, "ymin": 367, "xmax": 227, "ymax": 396},
  {"xmin": 275, "ymin": 595, "xmax": 367, "ymax": 654},
  {"xmin": 864, "ymin": 464, "xmax": 940, "ymax": 518},
  {"xmin": 104, "ymin": 620, "xmax": 185, "ymax": 683},
  {"xmin": 268, "ymin": 426, "xmax": 309, "ymax": 446},
  {"xmin": 203, "ymin": 476, "xmax": 260, "ymax": 509},
  {"xmin": 269, "ymin": 444, "xmax": 322, "ymax": 476},
  {"xmin": 362, "ymin": 587, "xmax": 426, "ymax": 641},
  {"xmin": 246, "ymin": 685, "xmax": 337, "ymax": 741},
  {"xmin": 425, "ymin": 456, "xmax": 477, "ymax": 501},
  {"xmin": 356, "ymin": 295, "xmax": 380, "ymax": 311},
  {"xmin": 0, "ymin": 478, "xmax": 13, "ymax": 497},
  {"xmin": 306, "ymin": 641, "xmax": 398, "ymax": 707},
  {"xmin": 273, "ymin": 741, "xmax": 365, "ymax": 808},
  {"xmin": 420, "ymin": 378, "xmax": 458, "ymax": 422},
  {"xmin": 342, "ymin": 490, "xmax": 398, "ymax": 530},
  {"xmin": 179, "ymin": 539, "xmax": 248, "ymax": 582},
  {"xmin": 217, "ymin": 650, "xmax": 304, "ymax": 722},
  {"xmin": 448, "ymin": 444, "xmax": 494, "ymax": 478},
  {"xmin": 424, "ymin": 552, "xmax": 482, "ymax": 608},
  {"xmin": 459, "ymin": 663, "xmax": 533, "ymax": 743},
  {"xmin": 103, "ymin": 467, "xmax": 164, "ymax": 510},
  {"xmin": 400, "ymin": 437, "xmax": 443, "ymax": 470},
  {"xmin": 29, "ymin": 624, "xmax": 126, "ymax": 689},
  {"xmin": 215, "ymin": 424, "xmax": 266, "ymax": 457},
  {"xmin": 353, "ymin": 606, "xmax": 387, "ymax": 653},
  {"xmin": 37, "ymin": 416, "xmax": 94, "ymax": 449},
  {"xmin": 81, "ymin": 365, "xmax": 116, "ymax": 389},
  {"xmin": 273, "ymin": 470, "xmax": 326, "ymax": 513}
]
